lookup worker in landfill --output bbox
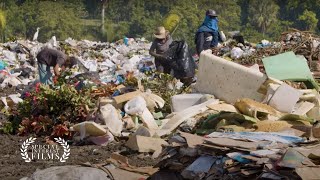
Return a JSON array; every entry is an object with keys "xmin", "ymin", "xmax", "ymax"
[
  {"xmin": 195, "ymin": 9, "xmax": 221, "ymax": 55},
  {"xmin": 149, "ymin": 26, "xmax": 173, "ymax": 74},
  {"xmin": 36, "ymin": 48, "xmax": 77, "ymax": 85}
]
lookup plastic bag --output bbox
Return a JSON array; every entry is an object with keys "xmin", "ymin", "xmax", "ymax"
[
  {"xmin": 1, "ymin": 97, "xmax": 8, "ymax": 109},
  {"xmin": 165, "ymin": 41, "xmax": 196, "ymax": 79},
  {"xmin": 124, "ymin": 96, "xmax": 147, "ymax": 115},
  {"xmin": 117, "ymin": 45, "xmax": 130, "ymax": 55},
  {"xmin": 231, "ymin": 47, "xmax": 244, "ymax": 59},
  {"xmin": 65, "ymin": 37, "xmax": 78, "ymax": 46},
  {"xmin": 261, "ymin": 39, "xmax": 270, "ymax": 46},
  {"xmin": 79, "ymin": 59, "xmax": 98, "ymax": 72},
  {"xmin": 129, "ymin": 55, "xmax": 141, "ymax": 65},
  {"xmin": 1, "ymin": 73, "xmax": 22, "ymax": 88},
  {"xmin": 220, "ymin": 31, "xmax": 226, "ymax": 42},
  {"xmin": 121, "ymin": 63, "xmax": 134, "ymax": 72},
  {"xmin": 8, "ymin": 94, "xmax": 23, "ymax": 104},
  {"xmin": 99, "ymin": 104, "xmax": 123, "ymax": 136},
  {"xmin": 3, "ymin": 50, "xmax": 16, "ymax": 62},
  {"xmin": 18, "ymin": 54, "xmax": 27, "ymax": 62},
  {"xmin": 0, "ymin": 61, "xmax": 7, "ymax": 70},
  {"xmin": 141, "ymin": 89, "xmax": 165, "ymax": 111}
]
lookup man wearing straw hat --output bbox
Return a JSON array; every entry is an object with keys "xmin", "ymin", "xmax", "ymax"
[{"xmin": 149, "ymin": 26, "xmax": 173, "ymax": 74}]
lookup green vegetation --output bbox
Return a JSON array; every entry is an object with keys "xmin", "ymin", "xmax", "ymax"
[{"xmin": 1, "ymin": 0, "xmax": 320, "ymax": 51}]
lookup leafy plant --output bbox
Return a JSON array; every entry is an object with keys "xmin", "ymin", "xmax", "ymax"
[
  {"xmin": 0, "ymin": 122, "xmax": 13, "ymax": 134},
  {"xmin": 18, "ymin": 116, "xmax": 52, "ymax": 136},
  {"xmin": 141, "ymin": 72, "xmax": 191, "ymax": 113},
  {"xmin": 15, "ymin": 81, "xmax": 96, "ymax": 138},
  {"xmin": 51, "ymin": 124, "xmax": 71, "ymax": 138}
]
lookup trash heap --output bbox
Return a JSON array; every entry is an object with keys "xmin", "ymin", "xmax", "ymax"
[
  {"xmin": 2, "ymin": 33, "xmax": 320, "ymax": 180},
  {"xmin": 146, "ymin": 48, "xmax": 320, "ymax": 179},
  {"xmin": 0, "ymin": 36, "xmax": 195, "ymax": 147},
  {"xmin": 215, "ymin": 29, "xmax": 320, "ymax": 72}
]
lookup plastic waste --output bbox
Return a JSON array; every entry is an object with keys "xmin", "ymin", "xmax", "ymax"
[
  {"xmin": 227, "ymin": 152, "xmax": 250, "ymax": 163},
  {"xmin": 1, "ymin": 72, "xmax": 22, "ymax": 88},
  {"xmin": 2, "ymin": 50, "xmax": 16, "ymax": 62},
  {"xmin": 124, "ymin": 96, "xmax": 147, "ymax": 115},
  {"xmin": 0, "ymin": 61, "xmax": 7, "ymax": 70},
  {"xmin": 207, "ymin": 131, "xmax": 305, "ymax": 144},
  {"xmin": 312, "ymin": 40, "xmax": 320, "ymax": 48},
  {"xmin": 65, "ymin": 37, "xmax": 78, "ymax": 46},
  {"xmin": 230, "ymin": 47, "xmax": 244, "ymax": 59},
  {"xmin": 78, "ymin": 59, "xmax": 98, "ymax": 72},
  {"xmin": 124, "ymin": 37, "xmax": 129, "ymax": 46},
  {"xmin": 1, "ymin": 97, "xmax": 8, "ymax": 110},
  {"xmin": 261, "ymin": 39, "xmax": 271, "ymax": 46},
  {"xmin": 121, "ymin": 63, "xmax": 134, "ymax": 72},
  {"xmin": 141, "ymin": 89, "xmax": 165, "ymax": 111},
  {"xmin": 220, "ymin": 31, "xmax": 226, "ymax": 42},
  {"xmin": 140, "ymin": 108, "xmax": 159, "ymax": 129},
  {"xmin": 18, "ymin": 54, "xmax": 27, "ymax": 62},
  {"xmin": 117, "ymin": 45, "xmax": 130, "ymax": 55},
  {"xmin": 8, "ymin": 94, "xmax": 23, "ymax": 104},
  {"xmin": 165, "ymin": 41, "xmax": 196, "ymax": 79},
  {"xmin": 98, "ymin": 104, "xmax": 123, "ymax": 136},
  {"xmin": 129, "ymin": 55, "xmax": 141, "ymax": 65}
]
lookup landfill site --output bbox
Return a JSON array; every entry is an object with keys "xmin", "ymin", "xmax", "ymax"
[{"xmin": 1, "ymin": 27, "xmax": 320, "ymax": 180}]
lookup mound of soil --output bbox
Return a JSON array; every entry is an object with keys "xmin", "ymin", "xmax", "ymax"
[{"xmin": 0, "ymin": 135, "xmax": 158, "ymax": 180}]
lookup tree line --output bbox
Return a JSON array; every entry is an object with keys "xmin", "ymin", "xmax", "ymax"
[{"xmin": 0, "ymin": 0, "xmax": 319, "ymax": 50}]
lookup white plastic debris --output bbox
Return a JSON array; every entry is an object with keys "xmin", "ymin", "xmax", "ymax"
[
  {"xmin": 230, "ymin": 47, "xmax": 244, "ymax": 59},
  {"xmin": 98, "ymin": 104, "xmax": 123, "ymax": 136},
  {"xmin": 220, "ymin": 31, "xmax": 226, "ymax": 42},
  {"xmin": 1, "ymin": 72, "xmax": 22, "ymax": 88},
  {"xmin": 261, "ymin": 39, "xmax": 270, "ymax": 46},
  {"xmin": 8, "ymin": 94, "xmax": 23, "ymax": 104},
  {"xmin": 2, "ymin": 50, "xmax": 16, "ymax": 62},
  {"xmin": 124, "ymin": 96, "xmax": 147, "ymax": 115}
]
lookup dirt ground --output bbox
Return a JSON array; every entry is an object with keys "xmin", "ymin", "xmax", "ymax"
[
  {"xmin": 0, "ymin": 134, "xmax": 158, "ymax": 180},
  {"xmin": 0, "ymin": 85, "xmax": 158, "ymax": 180}
]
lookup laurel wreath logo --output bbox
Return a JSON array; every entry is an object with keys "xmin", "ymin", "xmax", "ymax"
[
  {"xmin": 20, "ymin": 137, "xmax": 36, "ymax": 162},
  {"xmin": 20, "ymin": 137, "xmax": 70, "ymax": 163},
  {"xmin": 54, "ymin": 137, "xmax": 70, "ymax": 162}
]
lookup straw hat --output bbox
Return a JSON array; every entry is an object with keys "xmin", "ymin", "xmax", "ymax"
[{"xmin": 154, "ymin": 26, "xmax": 168, "ymax": 39}]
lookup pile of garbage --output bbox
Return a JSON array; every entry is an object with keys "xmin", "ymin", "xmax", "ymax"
[
  {"xmin": 144, "ymin": 49, "xmax": 320, "ymax": 179},
  {"xmin": 0, "ymin": 36, "xmax": 191, "ymax": 141},
  {"xmin": 2, "ymin": 31, "xmax": 320, "ymax": 180},
  {"xmin": 215, "ymin": 29, "xmax": 320, "ymax": 72}
]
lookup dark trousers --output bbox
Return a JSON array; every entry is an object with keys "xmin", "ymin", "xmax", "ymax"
[{"xmin": 155, "ymin": 58, "xmax": 171, "ymax": 74}]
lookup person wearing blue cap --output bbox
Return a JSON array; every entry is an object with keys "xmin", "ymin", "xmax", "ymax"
[{"xmin": 195, "ymin": 9, "xmax": 220, "ymax": 55}]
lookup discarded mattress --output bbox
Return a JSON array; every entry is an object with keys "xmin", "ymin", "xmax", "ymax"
[{"xmin": 196, "ymin": 50, "xmax": 267, "ymax": 103}]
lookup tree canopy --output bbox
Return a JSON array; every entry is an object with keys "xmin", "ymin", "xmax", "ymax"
[{"xmin": 1, "ymin": 0, "xmax": 320, "ymax": 50}]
